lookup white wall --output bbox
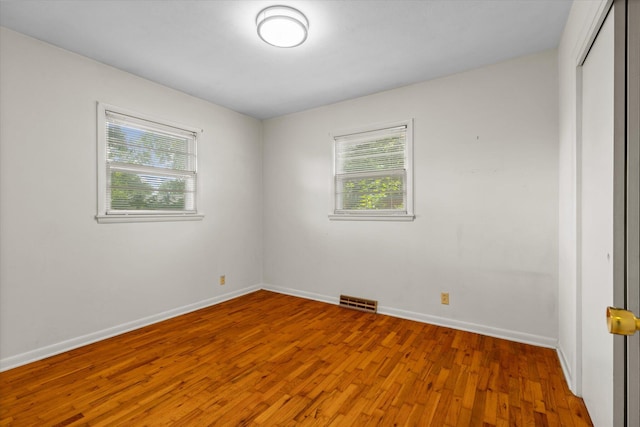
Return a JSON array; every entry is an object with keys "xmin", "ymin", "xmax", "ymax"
[
  {"xmin": 0, "ymin": 25, "xmax": 565, "ymax": 372},
  {"xmin": 263, "ymin": 50, "xmax": 559, "ymax": 346},
  {"xmin": 557, "ymin": 0, "xmax": 609, "ymax": 394},
  {"xmin": 0, "ymin": 28, "xmax": 263, "ymax": 369}
]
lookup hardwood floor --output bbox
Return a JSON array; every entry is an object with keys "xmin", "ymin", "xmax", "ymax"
[{"xmin": 0, "ymin": 290, "xmax": 592, "ymax": 426}]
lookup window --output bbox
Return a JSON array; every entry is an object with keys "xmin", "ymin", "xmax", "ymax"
[
  {"xmin": 330, "ymin": 119, "xmax": 414, "ymax": 221},
  {"xmin": 96, "ymin": 103, "xmax": 203, "ymax": 223}
]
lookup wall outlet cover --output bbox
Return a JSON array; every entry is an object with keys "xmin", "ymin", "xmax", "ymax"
[{"xmin": 441, "ymin": 292, "xmax": 449, "ymax": 305}]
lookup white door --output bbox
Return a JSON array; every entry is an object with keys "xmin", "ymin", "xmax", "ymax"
[
  {"xmin": 580, "ymin": 6, "xmax": 615, "ymax": 427},
  {"xmin": 581, "ymin": 0, "xmax": 640, "ymax": 424}
]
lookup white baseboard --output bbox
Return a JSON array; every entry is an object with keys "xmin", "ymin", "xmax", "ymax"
[
  {"xmin": 263, "ymin": 284, "xmax": 558, "ymax": 349},
  {"xmin": 378, "ymin": 305, "xmax": 557, "ymax": 349},
  {"xmin": 556, "ymin": 346, "xmax": 578, "ymax": 395},
  {"xmin": 1, "ymin": 283, "xmax": 560, "ymax": 372},
  {"xmin": 0, "ymin": 285, "xmax": 260, "ymax": 372},
  {"xmin": 261, "ymin": 284, "xmax": 339, "ymax": 305}
]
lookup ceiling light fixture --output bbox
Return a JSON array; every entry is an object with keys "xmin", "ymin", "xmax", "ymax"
[{"xmin": 256, "ymin": 5, "xmax": 309, "ymax": 48}]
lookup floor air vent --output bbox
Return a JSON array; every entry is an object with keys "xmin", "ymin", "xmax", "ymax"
[{"xmin": 339, "ymin": 295, "xmax": 378, "ymax": 313}]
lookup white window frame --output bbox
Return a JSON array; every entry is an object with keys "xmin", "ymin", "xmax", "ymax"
[
  {"xmin": 96, "ymin": 102, "xmax": 204, "ymax": 223},
  {"xmin": 329, "ymin": 119, "xmax": 414, "ymax": 221}
]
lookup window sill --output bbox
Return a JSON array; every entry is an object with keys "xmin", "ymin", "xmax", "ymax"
[
  {"xmin": 96, "ymin": 213, "xmax": 204, "ymax": 224},
  {"xmin": 328, "ymin": 214, "xmax": 415, "ymax": 222}
]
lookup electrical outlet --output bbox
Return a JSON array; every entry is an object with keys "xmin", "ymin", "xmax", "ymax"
[
  {"xmin": 219, "ymin": 275, "xmax": 225, "ymax": 285},
  {"xmin": 441, "ymin": 292, "xmax": 449, "ymax": 305}
]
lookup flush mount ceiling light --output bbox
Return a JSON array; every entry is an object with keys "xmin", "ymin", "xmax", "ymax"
[{"xmin": 256, "ymin": 5, "xmax": 309, "ymax": 48}]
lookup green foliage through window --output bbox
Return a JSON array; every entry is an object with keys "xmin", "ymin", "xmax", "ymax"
[
  {"xmin": 105, "ymin": 110, "xmax": 196, "ymax": 213},
  {"xmin": 109, "ymin": 171, "xmax": 187, "ymax": 211},
  {"xmin": 340, "ymin": 175, "xmax": 404, "ymax": 210},
  {"xmin": 334, "ymin": 126, "xmax": 408, "ymax": 213}
]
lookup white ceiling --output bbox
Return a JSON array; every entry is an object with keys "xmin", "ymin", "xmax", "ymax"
[{"xmin": 0, "ymin": 0, "xmax": 572, "ymax": 119}]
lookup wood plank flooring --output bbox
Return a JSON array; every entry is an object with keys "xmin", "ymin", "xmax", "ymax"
[{"xmin": 0, "ymin": 290, "xmax": 592, "ymax": 426}]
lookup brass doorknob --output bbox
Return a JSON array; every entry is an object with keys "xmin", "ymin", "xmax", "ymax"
[{"xmin": 607, "ymin": 306, "xmax": 640, "ymax": 335}]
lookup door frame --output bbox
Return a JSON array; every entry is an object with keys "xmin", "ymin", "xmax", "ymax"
[
  {"xmin": 615, "ymin": 0, "xmax": 640, "ymax": 424},
  {"xmin": 624, "ymin": 0, "xmax": 639, "ymax": 425},
  {"xmin": 612, "ymin": 0, "xmax": 627, "ymax": 424},
  {"xmin": 603, "ymin": 0, "xmax": 640, "ymax": 426}
]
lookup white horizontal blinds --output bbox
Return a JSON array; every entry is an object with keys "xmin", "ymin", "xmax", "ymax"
[
  {"xmin": 335, "ymin": 125, "xmax": 407, "ymax": 213},
  {"xmin": 105, "ymin": 110, "xmax": 197, "ymax": 213}
]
